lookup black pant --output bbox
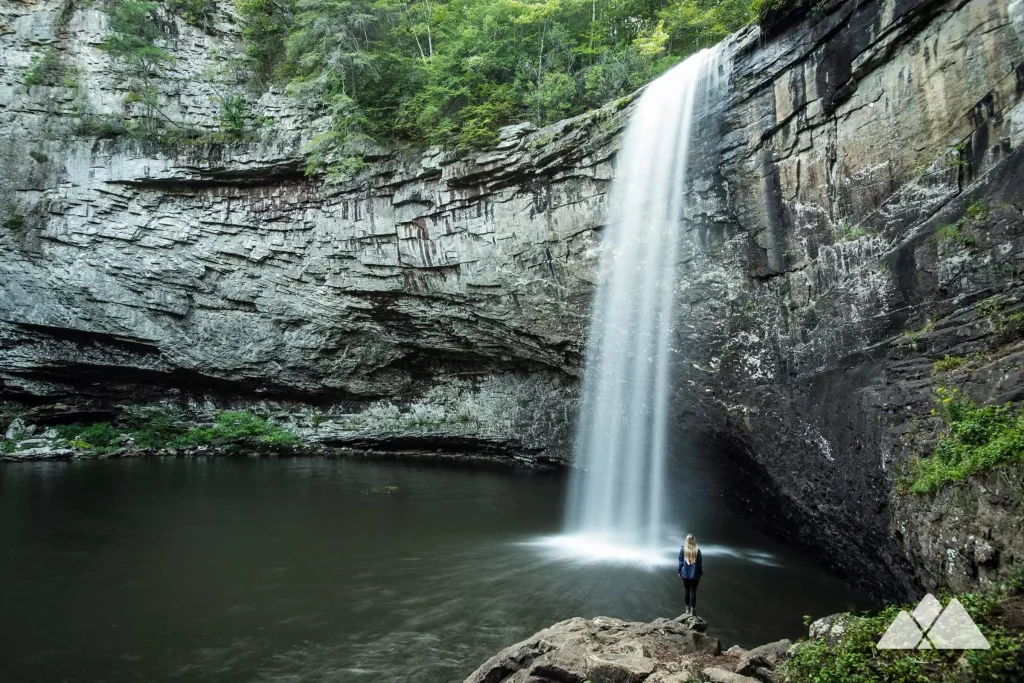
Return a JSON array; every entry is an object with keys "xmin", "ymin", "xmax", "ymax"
[{"xmin": 682, "ymin": 578, "xmax": 699, "ymax": 609}]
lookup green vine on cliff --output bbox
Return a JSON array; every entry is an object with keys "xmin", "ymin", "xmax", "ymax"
[{"xmin": 905, "ymin": 388, "xmax": 1024, "ymax": 495}]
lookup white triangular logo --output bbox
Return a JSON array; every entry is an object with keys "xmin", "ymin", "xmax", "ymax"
[
  {"xmin": 876, "ymin": 594, "xmax": 990, "ymax": 650},
  {"xmin": 876, "ymin": 610, "xmax": 923, "ymax": 649},
  {"xmin": 926, "ymin": 599, "xmax": 991, "ymax": 649}
]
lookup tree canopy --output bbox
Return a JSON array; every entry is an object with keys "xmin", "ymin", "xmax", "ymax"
[{"xmin": 234, "ymin": 0, "xmax": 754, "ymax": 176}]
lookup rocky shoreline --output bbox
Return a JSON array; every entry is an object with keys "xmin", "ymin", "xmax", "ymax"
[
  {"xmin": 0, "ymin": 411, "xmax": 552, "ymax": 468},
  {"xmin": 462, "ymin": 612, "xmax": 793, "ymax": 683},
  {"xmin": 463, "ymin": 591, "xmax": 1024, "ymax": 683}
]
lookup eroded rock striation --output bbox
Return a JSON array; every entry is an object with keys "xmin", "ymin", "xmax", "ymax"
[
  {"xmin": 0, "ymin": 0, "xmax": 624, "ymax": 463},
  {"xmin": 3, "ymin": 0, "xmax": 1024, "ymax": 597}
]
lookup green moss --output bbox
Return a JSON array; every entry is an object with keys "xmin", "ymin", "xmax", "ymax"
[
  {"xmin": 782, "ymin": 588, "xmax": 1022, "ymax": 683},
  {"xmin": 907, "ymin": 388, "xmax": 1024, "ymax": 494},
  {"xmin": 932, "ymin": 355, "xmax": 966, "ymax": 374},
  {"xmin": 170, "ymin": 411, "xmax": 298, "ymax": 449}
]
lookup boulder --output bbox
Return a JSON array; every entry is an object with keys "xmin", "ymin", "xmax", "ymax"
[
  {"xmin": 735, "ymin": 639, "xmax": 791, "ymax": 673},
  {"xmin": 5, "ymin": 418, "xmax": 33, "ymax": 440},
  {"xmin": 751, "ymin": 667, "xmax": 779, "ymax": 683},
  {"xmin": 808, "ymin": 614, "xmax": 853, "ymax": 648},
  {"xmin": 702, "ymin": 667, "xmax": 760, "ymax": 683},
  {"xmin": 464, "ymin": 615, "xmax": 720, "ymax": 683}
]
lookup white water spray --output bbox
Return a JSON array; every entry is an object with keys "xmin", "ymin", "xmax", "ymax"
[{"xmin": 556, "ymin": 46, "xmax": 731, "ymax": 562}]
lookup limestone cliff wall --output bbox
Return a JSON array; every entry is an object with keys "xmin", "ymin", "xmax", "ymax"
[
  {"xmin": 0, "ymin": 0, "xmax": 624, "ymax": 463},
  {"xmin": 3, "ymin": 0, "xmax": 1024, "ymax": 597},
  {"xmin": 677, "ymin": 0, "xmax": 1024, "ymax": 597}
]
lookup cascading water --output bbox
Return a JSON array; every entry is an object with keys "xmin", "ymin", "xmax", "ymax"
[{"xmin": 552, "ymin": 46, "xmax": 731, "ymax": 564}]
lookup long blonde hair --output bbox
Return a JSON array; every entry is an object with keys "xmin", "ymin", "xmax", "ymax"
[{"xmin": 684, "ymin": 534, "xmax": 699, "ymax": 564}]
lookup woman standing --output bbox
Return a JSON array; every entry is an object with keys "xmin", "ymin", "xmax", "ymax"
[{"xmin": 678, "ymin": 534, "xmax": 703, "ymax": 616}]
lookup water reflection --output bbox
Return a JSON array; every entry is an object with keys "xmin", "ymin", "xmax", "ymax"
[{"xmin": 0, "ymin": 458, "xmax": 865, "ymax": 683}]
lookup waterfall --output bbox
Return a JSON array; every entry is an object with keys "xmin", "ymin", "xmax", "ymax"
[{"xmin": 560, "ymin": 46, "xmax": 730, "ymax": 562}]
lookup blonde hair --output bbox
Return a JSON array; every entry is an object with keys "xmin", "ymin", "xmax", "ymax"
[{"xmin": 684, "ymin": 534, "xmax": 698, "ymax": 564}]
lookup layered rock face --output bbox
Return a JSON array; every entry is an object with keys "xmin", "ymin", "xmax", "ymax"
[
  {"xmin": 675, "ymin": 0, "xmax": 1024, "ymax": 597},
  {"xmin": 0, "ymin": 0, "xmax": 622, "ymax": 463},
  {"xmin": 3, "ymin": 0, "xmax": 1024, "ymax": 598}
]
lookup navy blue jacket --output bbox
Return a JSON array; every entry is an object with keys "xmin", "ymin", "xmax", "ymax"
[{"xmin": 678, "ymin": 547, "xmax": 703, "ymax": 580}]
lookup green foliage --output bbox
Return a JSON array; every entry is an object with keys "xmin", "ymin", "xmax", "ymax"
[
  {"xmin": 100, "ymin": 0, "xmax": 175, "ymax": 134},
  {"xmin": 234, "ymin": 0, "xmax": 753, "ymax": 166},
  {"xmin": 908, "ymin": 387, "xmax": 1024, "ymax": 494},
  {"xmin": 782, "ymin": 590, "xmax": 1023, "ymax": 683},
  {"xmin": 2, "ymin": 203, "xmax": 25, "ymax": 235},
  {"xmin": 837, "ymin": 224, "xmax": 871, "ymax": 242},
  {"xmin": 751, "ymin": 0, "xmax": 817, "ymax": 25},
  {"xmin": 936, "ymin": 201, "xmax": 989, "ymax": 251},
  {"xmin": 216, "ymin": 93, "xmax": 252, "ymax": 135},
  {"xmin": 122, "ymin": 407, "xmax": 187, "ymax": 448},
  {"xmin": 169, "ymin": 0, "xmax": 217, "ymax": 27},
  {"xmin": 932, "ymin": 355, "xmax": 966, "ymax": 374},
  {"xmin": 50, "ymin": 410, "xmax": 297, "ymax": 453},
  {"xmin": 100, "ymin": 1, "xmax": 173, "ymax": 79},
  {"xmin": 966, "ymin": 199, "xmax": 990, "ymax": 224},
  {"xmin": 56, "ymin": 422, "xmax": 121, "ymax": 452},
  {"xmin": 936, "ymin": 223, "xmax": 977, "ymax": 248},
  {"xmin": 170, "ymin": 411, "xmax": 299, "ymax": 448},
  {"xmin": 24, "ymin": 47, "xmax": 62, "ymax": 86},
  {"xmin": 234, "ymin": 0, "xmax": 294, "ymax": 86},
  {"xmin": 74, "ymin": 115, "xmax": 128, "ymax": 138}
]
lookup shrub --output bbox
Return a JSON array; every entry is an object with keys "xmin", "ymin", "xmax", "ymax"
[
  {"xmin": 169, "ymin": 0, "xmax": 217, "ymax": 27},
  {"xmin": 782, "ymin": 590, "xmax": 1021, "ymax": 683},
  {"xmin": 74, "ymin": 116, "xmax": 128, "ymax": 139},
  {"xmin": 907, "ymin": 388, "xmax": 1024, "ymax": 494},
  {"xmin": 56, "ymin": 422, "xmax": 121, "ymax": 452},
  {"xmin": 965, "ymin": 199, "xmax": 990, "ymax": 224},
  {"xmin": 936, "ymin": 223, "xmax": 977, "ymax": 248},
  {"xmin": 123, "ymin": 408, "xmax": 186, "ymax": 449},
  {"xmin": 24, "ymin": 47, "xmax": 61, "ymax": 86},
  {"xmin": 932, "ymin": 355, "xmax": 966, "ymax": 374},
  {"xmin": 216, "ymin": 93, "xmax": 251, "ymax": 135},
  {"xmin": 170, "ymin": 411, "xmax": 298, "ymax": 448}
]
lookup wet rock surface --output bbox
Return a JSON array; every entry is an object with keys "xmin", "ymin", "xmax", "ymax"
[{"xmin": 3, "ymin": 0, "xmax": 1024, "ymax": 597}]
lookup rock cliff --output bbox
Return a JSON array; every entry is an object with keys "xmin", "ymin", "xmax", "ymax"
[
  {"xmin": 0, "ymin": 0, "xmax": 622, "ymax": 464},
  {"xmin": 672, "ymin": 0, "xmax": 1024, "ymax": 598},
  {"xmin": 3, "ymin": 0, "xmax": 1024, "ymax": 599}
]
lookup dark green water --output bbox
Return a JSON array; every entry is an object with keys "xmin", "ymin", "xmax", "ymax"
[{"xmin": 0, "ymin": 458, "xmax": 864, "ymax": 683}]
